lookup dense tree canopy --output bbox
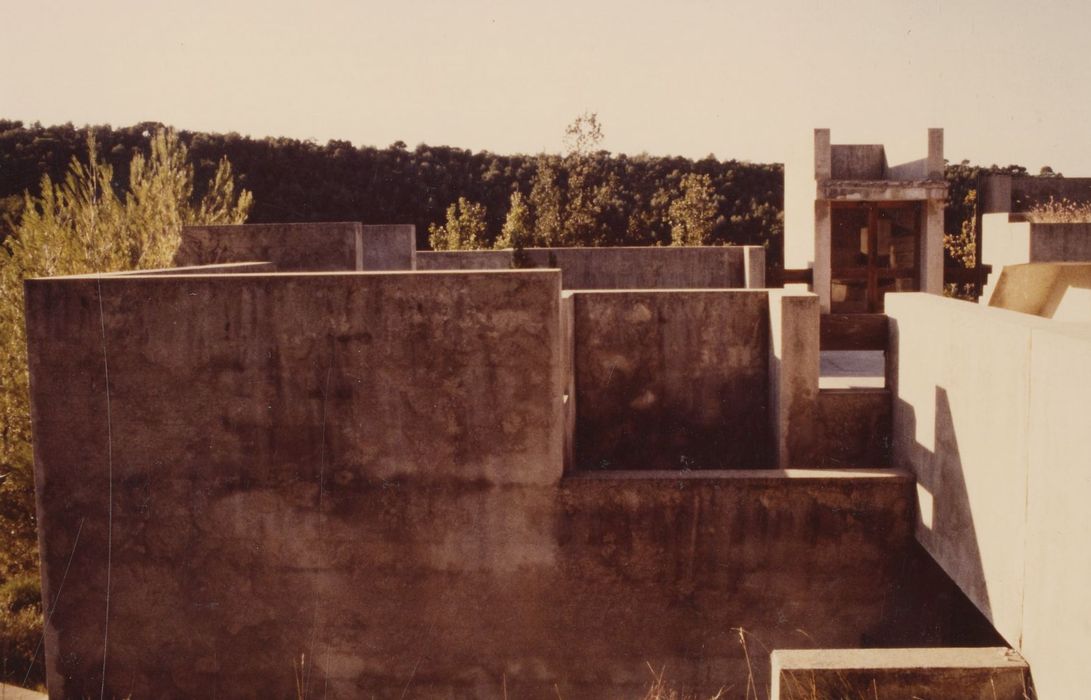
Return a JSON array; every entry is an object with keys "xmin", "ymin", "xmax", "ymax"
[{"xmin": 0, "ymin": 119, "xmax": 785, "ymax": 263}]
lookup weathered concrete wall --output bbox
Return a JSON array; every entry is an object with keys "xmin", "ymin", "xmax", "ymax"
[
  {"xmin": 175, "ymin": 223, "xmax": 417, "ymax": 271},
  {"xmin": 25, "ymin": 270, "xmax": 992, "ymax": 698},
  {"xmin": 417, "ymin": 245, "xmax": 760, "ymax": 289},
  {"xmin": 889, "ymin": 293, "xmax": 1091, "ymax": 698},
  {"xmin": 569, "ymin": 290, "xmax": 771, "ymax": 470},
  {"xmin": 176, "ymin": 222, "xmax": 360, "ymax": 270},
  {"xmin": 771, "ymin": 647, "xmax": 1030, "ymax": 700}
]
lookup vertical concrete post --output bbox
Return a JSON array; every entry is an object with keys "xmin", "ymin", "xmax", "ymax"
[
  {"xmin": 768, "ymin": 290, "xmax": 820, "ymax": 467},
  {"xmin": 744, "ymin": 246, "xmax": 766, "ymax": 288},
  {"xmin": 921, "ymin": 198, "xmax": 945, "ymax": 295},
  {"xmin": 813, "ymin": 129, "xmax": 833, "ymax": 311},
  {"xmin": 814, "ymin": 129, "xmax": 832, "ymax": 182},
  {"xmin": 927, "ymin": 128, "xmax": 945, "ymax": 180},
  {"xmin": 813, "ymin": 201, "xmax": 832, "ymax": 312},
  {"xmin": 561, "ymin": 291, "xmax": 576, "ymax": 473}
]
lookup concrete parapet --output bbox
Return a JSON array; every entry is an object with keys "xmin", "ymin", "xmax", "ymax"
[
  {"xmin": 176, "ymin": 222, "xmax": 417, "ymax": 271},
  {"xmin": 176, "ymin": 222, "xmax": 361, "ymax": 270},
  {"xmin": 768, "ymin": 290, "xmax": 820, "ymax": 467},
  {"xmin": 771, "ymin": 647, "xmax": 1030, "ymax": 700},
  {"xmin": 417, "ymin": 245, "xmax": 751, "ymax": 289}
]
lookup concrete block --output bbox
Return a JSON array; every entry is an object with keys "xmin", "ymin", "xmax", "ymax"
[
  {"xmin": 743, "ymin": 245, "xmax": 766, "ymax": 288},
  {"xmin": 772, "ymin": 647, "xmax": 1029, "ymax": 700},
  {"xmin": 359, "ymin": 224, "xmax": 415, "ymax": 270}
]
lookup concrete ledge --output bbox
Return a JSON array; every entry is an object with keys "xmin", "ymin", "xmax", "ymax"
[
  {"xmin": 103, "ymin": 261, "xmax": 277, "ymax": 276},
  {"xmin": 771, "ymin": 647, "xmax": 1030, "ymax": 700}
]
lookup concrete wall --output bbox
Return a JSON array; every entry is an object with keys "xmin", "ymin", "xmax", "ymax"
[
  {"xmin": 772, "ymin": 647, "xmax": 1030, "ymax": 700},
  {"xmin": 25, "ymin": 270, "xmax": 990, "ymax": 698},
  {"xmin": 888, "ymin": 293, "xmax": 1091, "ymax": 698},
  {"xmin": 175, "ymin": 223, "xmax": 417, "ymax": 271},
  {"xmin": 569, "ymin": 290, "xmax": 771, "ymax": 470},
  {"xmin": 416, "ymin": 245, "xmax": 763, "ymax": 289}
]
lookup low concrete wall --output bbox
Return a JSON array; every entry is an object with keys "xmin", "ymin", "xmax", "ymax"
[
  {"xmin": 771, "ymin": 647, "xmax": 1030, "ymax": 700},
  {"xmin": 569, "ymin": 290, "xmax": 771, "ymax": 470},
  {"xmin": 417, "ymin": 245, "xmax": 765, "ymax": 289},
  {"xmin": 888, "ymin": 293, "xmax": 1091, "ymax": 698},
  {"xmin": 175, "ymin": 223, "xmax": 417, "ymax": 271},
  {"xmin": 176, "ymin": 222, "xmax": 360, "ymax": 270},
  {"xmin": 25, "ymin": 270, "xmax": 987, "ymax": 698}
]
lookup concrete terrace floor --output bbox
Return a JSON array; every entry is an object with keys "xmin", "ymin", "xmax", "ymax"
[{"xmin": 820, "ymin": 350, "xmax": 885, "ymax": 389}]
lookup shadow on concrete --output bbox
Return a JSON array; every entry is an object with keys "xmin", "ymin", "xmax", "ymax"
[{"xmin": 872, "ymin": 385, "xmax": 1000, "ymax": 649}]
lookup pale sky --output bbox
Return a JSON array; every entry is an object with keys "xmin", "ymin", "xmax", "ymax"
[{"xmin": 3, "ymin": 0, "xmax": 1090, "ymax": 173}]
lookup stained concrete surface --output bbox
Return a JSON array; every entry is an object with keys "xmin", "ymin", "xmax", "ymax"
[
  {"xmin": 571, "ymin": 290, "xmax": 771, "ymax": 470},
  {"xmin": 24, "ymin": 271, "xmax": 1000, "ymax": 698}
]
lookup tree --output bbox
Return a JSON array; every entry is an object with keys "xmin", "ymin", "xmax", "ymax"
[
  {"xmin": 669, "ymin": 173, "xmax": 721, "ymax": 246},
  {"xmin": 0, "ymin": 128, "xmax": 251, "ymax": 687},
  {"xmin": 529, "ymin": 156, "xmax": 565, "ymax": 246},
  {"xmin": 495, "ymin": 191, "xmax": 532, "ymax": 250},
  {"xmin": 428, "ymin": 197, "xmax": 487, "ymax": 250}
]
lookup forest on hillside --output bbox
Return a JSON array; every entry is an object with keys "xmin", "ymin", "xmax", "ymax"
[{"xmin": 0, "ymin": 118, "xmax": 786, "ymax": 263}]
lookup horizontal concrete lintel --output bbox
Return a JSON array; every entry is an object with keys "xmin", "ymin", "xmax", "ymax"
[
  {"xmin": 773, "ymin": 647, "xmax": 1027, "ymax": 671},
  {"xmin": 563, "ymin": 468, "xmax": 912, "ymax": 483}
]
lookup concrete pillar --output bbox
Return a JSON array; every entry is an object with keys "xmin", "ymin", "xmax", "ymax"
[
  {"xmin": 927, "ymin": 128, "xmax": 944, "ymax": 180},
  {"xmin": 768, "ymin": 290, "xmax": 820, "ymax": 467},
  {"xmin": 814, "ymin": 129, "xmax": 831, "ymax": 182},
  {"xmin": 813, "ymin": 201, "xmax": 832, "ymax": 312},
  {"xmin": 743, "ymin": 245, "xmax": 766, "ymax": 288},
  {"xmin": 921, "ymin": 198, "xmax": 945, "ymax": 295}
]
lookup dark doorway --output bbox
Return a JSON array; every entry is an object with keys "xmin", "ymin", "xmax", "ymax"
[{"xmin": 830, "ymin": 202, "xmax": 922, "ymax": 313}]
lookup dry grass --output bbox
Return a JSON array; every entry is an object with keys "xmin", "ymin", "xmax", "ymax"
[{"xmin": 1025, "ymin": 196, "xmax": 1091, "ymax": 223}]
